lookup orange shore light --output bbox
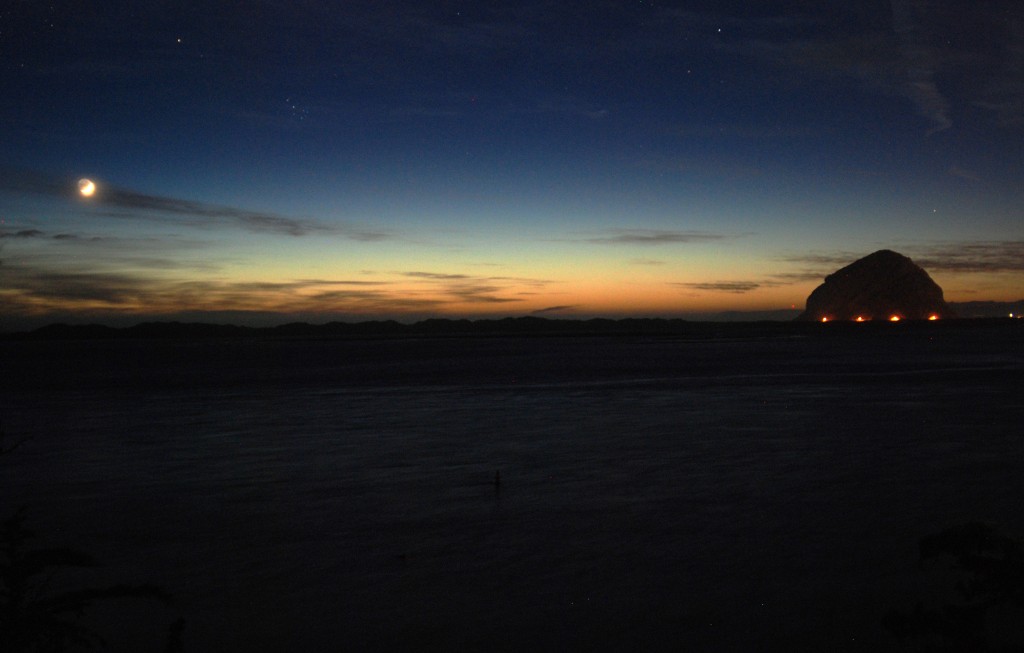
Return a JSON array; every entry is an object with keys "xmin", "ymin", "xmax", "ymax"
[{"xmin": 889, "ymin": 315, "xmax": 901, "ymax": 322}]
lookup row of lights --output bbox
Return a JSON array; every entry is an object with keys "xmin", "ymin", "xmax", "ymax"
[{"xmin": 820, "ymin": 315, "xmax": 940, "ymax": 323}]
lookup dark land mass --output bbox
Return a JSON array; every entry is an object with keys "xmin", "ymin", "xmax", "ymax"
[
  {"xmin": 2, "ymin": 314, "xmax": 1021, "ymax": 342},
  {"xmin": 951, "ymin": 299, "xmax": 1024, "ymax": 318},
  {"xmin": 797, "ymin": 250, "xmax": 954, "ymax": 321}
]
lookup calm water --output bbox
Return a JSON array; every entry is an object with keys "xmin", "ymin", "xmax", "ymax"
[{"xmin": 2, "ymin": 325, "xmax": 1023, "ymax": 651}]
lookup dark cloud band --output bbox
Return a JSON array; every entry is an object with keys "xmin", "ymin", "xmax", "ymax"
[
  {"xmin": 585, "ymin": 229, "xmax": 728, "ymax": 245},
  {"xmin": 1, "ymin": 166, "xmax": 390, "ymax": 240}
]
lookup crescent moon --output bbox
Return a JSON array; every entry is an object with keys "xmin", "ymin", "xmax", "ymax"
[{"xmin": 78, "ymin": 178, "xmax": 96, "ymax": 197}]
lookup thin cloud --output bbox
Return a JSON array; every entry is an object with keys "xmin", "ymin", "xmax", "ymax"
[
  {"xmin": 782, "ymin": 252, "xmax": 864, "ymax": 268},
  {"xmin": 295, "ymin": 278, "xmax": 387, "ymax": 286},
  {"xmin": 948, "ymin": 166, "xmax": 981, "ymax": 182},
  {"xmin": 667, "ymin": 122, "xmax": 823, "ymax": 141},
  {"xmin": 0, "ymin": 166, "xmax": 391, "ymax": 240},
  {"xmin": 585, "ymin": 229, "xmax": 728, "ymax": 246},
  {"xmin": 655, "ymin": 2, "xmax": 1023, "ymax": 136},
  {"xmin": 890, "ymin": 0, "xmax": 951, "ymax": 134},
  {"xmin": 223, "ymin": 279, "xmax": 388, "ymax": 293},
  {"xmin": 2, "ymin": 227, "xmax": 180, "ymax": 248},
  {"xmin": 767, "ymin": 270, "xmax": 832, "ymax": 284},
  {"xmin": 0, "ymin": 167, "xmax": 70, "ymax": 197},
  {"xmin": 0, "ymin": 227, "xmax": 217, "ymax": 271},
  {"xmin": 785, "ymin": 242, "xmax": 1024, "ymax": 275},
  {"xmin": 0, "ymin": 261, "xmax": 448, "ymax": 317},
  {"xmin": 486, "ymin": 275, "xmax": 552, "ymax": 287},
  {"xmin": 528, "ymin": 96, "xmax": 615, "ymax": 121},
  {"xmin": 770, "ymin": 30, "xmax": 952, "ymax": 134},
  {"xmin": 673, "ymin": 281, "xmax": 761, "ymax": 294},
  {"xmin": 96, "ymin": 187, "xmax": 390, "ymax": 239},
  {"xmin": 448, "ymin": 284, "xmax": 522, "ymax": 304},
  {"xmin": 632, "ymin": 154, "xmax": 766, "ymax": 180},
  {"xmin": 678, "ymin": 267, "xmax": 826, "ymax": 291},
  {"xmin": 1, "ymin": 264, "xmax": 152, "ymax": 305},
  {"xmin": 0, "ymin": 267, "xmax": 466, "ymax": 318},
  {"xmin": 777, "ymin": 251, "xmax": 891, "ymax": 286},
  {"xmin": 400, "ymin": 269, "xmax": 552, "ymax": 304},
  {"xmin": 532, "ymin": 305, "xmax": 577, "ymax": 314},
  {"xmin": 0, "ymin": 229, "xmax": 45, "ymax": 239},
  {"xmin": 401, "ymin": 271, "xmax": 472, "ymax": 280},
  {"xmin": 914, "ymin": 241, "xmax": 1024, "ymax": 273}
]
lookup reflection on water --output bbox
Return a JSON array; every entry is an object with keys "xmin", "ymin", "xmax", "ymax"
[{"xmin": 2, "ymin": 329, "xmax": 1023, "ymax": 651}]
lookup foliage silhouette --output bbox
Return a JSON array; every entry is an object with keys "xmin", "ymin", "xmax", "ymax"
[
  {"xmin": 1, "ymin": 420, "xmax": 27, "ymax": 456},
  {"xmin": 1, "ymin": 421, "xmax": 180, "ymax": 652},
  {"xmin": 883, "ymin": 522, "xmax": 1024, "ymax": 652}
]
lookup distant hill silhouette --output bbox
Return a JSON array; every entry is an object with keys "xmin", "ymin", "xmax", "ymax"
[
  {"xmin": 9, "ymin": 317, "xmax": 796, "ymax": 340},
  {"xmin": 797, "ymin": 250, "xmax": 955, "ymax": 322},
  {"xmin": 949, "ymin": 299, "xmax": 1024, "ymax": 319},
  {"xmin": 6, "ymin": 314, "xmax": 1023, "ymax": 342}
]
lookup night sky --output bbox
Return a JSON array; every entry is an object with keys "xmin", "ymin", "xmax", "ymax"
[{"xmin": 2, "ymin": 1, "xmax": 1022, "ymax": 327}]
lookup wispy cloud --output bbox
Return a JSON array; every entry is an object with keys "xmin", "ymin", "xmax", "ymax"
[
  {"xmin": 784, "ymin": 242, "xmax": 1024, "ymax": 275},
  {"xmin": 669, "ymin": 263, "xmax": 836, "ymax": 296},
  {"xmin": 448, "ymin": 284, "xmax": 522, "ymax": 304},
  {"xmin": 766, "ymin": 270, "xmax": 833, "ymax": 284},
  {"xmin": 781, "ymin": 252, "xmax": 864, "ymax": 269},
  {"xmin": 400, "ymin": 269, "xmax": 552, "ymax": 304},
  {"xmin": 0, "ymin": 229, "xmax": 45, "ymax": 239},
  {"xmin": 0, "ymin": 226, "xmax": 216, "ymax": 273},
  {"xmin": 666, "ymin": 122, "xmax": 823, "ymax": 141},
  {"xmin": 632, "ymin": 154, "xmax": 766, "ymax": 180},
  {"xmin": 647, "ymin": 3, "xmax": 1023, "ymax": 136},
  {"xmin": 947, "ymin": 166, "xmax": 981, "ymax": 182},
  {"xmin": 0, "ymin": 261, "xmax": 443, "ymax": 317},
  {"xmin": 673, "ymin": 281, "xmax": 761, "ymax": 294},
  {"xmin": 889, "ymin": 0, "xmax": 952, "ymax": 134},
  {"xmin": 584, "ymin": 229, "xmax": 728, "ymax": 246},
  {"xmin": 0, "ymin": 263, "xmax": 155, "ymax": 305},
  {"xmin": 532, "ymin": 305, "xmax": 577, "ymax": 315},
  {"xmin": 95, "ymin": 187, "xmax": 390, "ymax": 239},
  {"xmin": 0, "ymin": 167, "xmax": 71, "ymax": 197},
  {"xmin": 913, "ymin": 241, "xmax": 1024, "ymax": 273},
  {"xmin": 0, "ymin": 166, "xmax": 391, "ymax": 240},
  {"xmin": 0, "ymin": 262, "xmax": 557, "ymax": 319},
  {"xmin": 401, "ymin": 271, "xmax": 472, "ymax": 280},
  {"xmin": 748, "ymin": 25, "xmax": 954, "ymax": 135}
]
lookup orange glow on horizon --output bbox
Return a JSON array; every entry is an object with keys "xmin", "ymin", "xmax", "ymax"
[
  {"xmin": 855, "ymin": 316, "xmax": 865, "ymax": 322},
  {"xmin": 928, "ymin": 314, "xmax": 939, "ymax": 320},
  {"xmin": 889, "ymin": 315, "xmax": 900, "ymax": 322}
]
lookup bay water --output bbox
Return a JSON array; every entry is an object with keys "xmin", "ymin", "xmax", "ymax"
[{"xmin": 2, "ymin": 325, "xmax": 1022, "ymax": 651}]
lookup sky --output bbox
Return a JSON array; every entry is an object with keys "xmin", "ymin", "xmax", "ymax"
[{"xmin": 2, "ymin": 0, "xmax": 1023, "ymax": 328}]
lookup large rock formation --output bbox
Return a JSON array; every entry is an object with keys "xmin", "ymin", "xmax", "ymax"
[{"xmin": 797, "ymin": 250, "xmax": 955, "ymax": 321}]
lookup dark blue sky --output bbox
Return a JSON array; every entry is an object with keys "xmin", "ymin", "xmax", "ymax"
[{"xmin": 2, "ymin": 1, "xmax": 1022, "ymax": 326}]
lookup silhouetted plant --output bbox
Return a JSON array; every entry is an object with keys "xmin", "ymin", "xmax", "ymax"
[
  {"xmin": 1, "ymin": 507, "xmax": 173, "ymax": 652},
  {"xmin": 883, "ymin": 522, "xmax": 1024, "ymax": 652},
  {"xmin": 1, "ymin": 421, "xmax": 180, "ymax": 652},
  {"xmin": 1, "ymin": 419, "xmax": 27, "ymax": 456}
]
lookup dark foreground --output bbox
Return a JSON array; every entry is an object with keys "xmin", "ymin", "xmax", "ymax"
[{"xmin": 2, "ymin": 319, "xmax": 1023, "ymax": 651}]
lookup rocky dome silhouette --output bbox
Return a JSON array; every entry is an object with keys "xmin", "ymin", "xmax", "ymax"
[{"xmin": 797, "ymin": 250, "xmax": 955, "ymax": 321}]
